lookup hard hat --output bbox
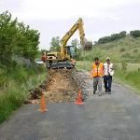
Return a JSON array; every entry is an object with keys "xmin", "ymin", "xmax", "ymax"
[{"xmin": 106, "ymin": 57, "xmax": 110, "ymax": 60}]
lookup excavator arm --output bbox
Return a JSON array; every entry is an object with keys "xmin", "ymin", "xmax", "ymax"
[
  {"xmin": 60, "ymin": 18, "xmax": 85, "ymax": 59},
  {"xmin": 46, "ymin": 18, "xmax": 92, "ymax": 69}
]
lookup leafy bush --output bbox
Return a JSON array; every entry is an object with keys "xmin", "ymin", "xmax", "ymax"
[
  {"xmin": 130, "ymin": 30, "xmax": 140, "ymax": 38},
  {"xmin": 97, "ymin": 31, "xmax": 127, "ymax": 44},
  {"xmin": 0, "ymin": 11, "xmax": 40, "ymax": 70},
  {"xmin": 98, "ymin": 36, "xmax": 111, "ymax": 44}
]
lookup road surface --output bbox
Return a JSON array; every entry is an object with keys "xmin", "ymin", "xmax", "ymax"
[{"xmin": 0, "ymin": 73, "xmax": 140, "ymax": 140}]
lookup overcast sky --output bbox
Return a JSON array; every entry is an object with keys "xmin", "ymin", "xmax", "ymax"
[{"xmin": 1, "ymin": 0, "xmax": 140, "ymax": 49}]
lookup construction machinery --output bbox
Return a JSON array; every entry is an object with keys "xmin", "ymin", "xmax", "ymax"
[{"xmin": 46, "ymin": 18, "xmax": 92, "ymax": 69}]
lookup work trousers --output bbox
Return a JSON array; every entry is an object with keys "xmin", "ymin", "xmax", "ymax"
[
  {"xmin": 104, "ymin": 75, "xmax": 112, "ymax": 92},
  {"xmin": 93, "ymin": 77, "xmax": 102, "ymax": 93}
]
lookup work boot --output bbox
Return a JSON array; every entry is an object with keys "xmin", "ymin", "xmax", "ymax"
[
  {"xmin": 108, "ymin": 89, "xmax": 111, "ymax": 94},
  {"xmin": 99, "ymin": 92, "xmax": 102, "ymax": 96},
  {"xmin": 93, "ymin": 90, "xmax": 96, "ymax": 95},
  {"xmin": 105, "ymin": 88, "xmax": 108, "ymax": 93}
]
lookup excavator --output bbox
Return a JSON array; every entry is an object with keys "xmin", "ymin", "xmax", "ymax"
[{"xmin": 46, "ymin": 18, "xmax": 92, "ymax": 69}]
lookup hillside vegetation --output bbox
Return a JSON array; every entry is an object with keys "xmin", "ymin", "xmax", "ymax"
[{"xmin": 82, "ymin": 36, "xmax": 140, "ymax": 63}]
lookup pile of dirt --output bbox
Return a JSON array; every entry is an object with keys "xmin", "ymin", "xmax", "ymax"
[
  {"xmin": 26, "ymin": 69, "xmax": 89, "ymax": 104},
  {"xmin": 44, "ymin": 69, "xmax": 79, "ymax": 103}
]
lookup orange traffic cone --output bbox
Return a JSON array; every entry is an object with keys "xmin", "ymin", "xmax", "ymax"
[
  {"xmin": 38, "ymin": 92, "xmax": 48, "ymax": 112},
  {"xmin": 75, "ymin": 89, "xmax": 83, "ymax": 105}
]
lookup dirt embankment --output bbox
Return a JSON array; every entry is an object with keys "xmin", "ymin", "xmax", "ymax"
[
  {"xmin": 27, "ymin": 69, "xmax": 89, "ymax": 103},
  {"xmin": 44, "ymin": 69, "xmax": 78, "ymax": 103}
]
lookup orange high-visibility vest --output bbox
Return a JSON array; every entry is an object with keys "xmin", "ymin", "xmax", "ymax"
[{"xmin": 92, "ymin": 62, "xmax": 104, "ymax": 77}]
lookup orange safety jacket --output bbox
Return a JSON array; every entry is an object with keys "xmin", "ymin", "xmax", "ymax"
[{"xmin": 91, "ymin": 62, "xmax": 104, "ymax": 78}]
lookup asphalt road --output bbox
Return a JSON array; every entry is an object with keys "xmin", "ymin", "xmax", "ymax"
[{"xmin": 0, "ymin": 76, "xmax": 140, "ymax": 140}]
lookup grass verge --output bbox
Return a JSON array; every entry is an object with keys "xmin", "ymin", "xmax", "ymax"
[
  {"xmin": 114, "ymin": 69, "xmax": 140, "ymax": 93},
  {"xmin": 0, "ymin": 66, "xmax": 46, "ymax": 124}
]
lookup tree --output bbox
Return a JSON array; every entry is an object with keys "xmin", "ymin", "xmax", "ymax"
[
  {"xmin": 97, "ymin": 31, "xmax": 127, "ymax": 44},
  {"xmin": 71, "ymin": 39, "xmax": 81, "ymax": 59},
  {"xmin": 98, "ymin": 36, "xmax": 111, "ymax": 44},
  {"xmin": 71, "ymin": 39, "xmax": 79, "ymax": 48},
  {"xmin": 50, "ymin": 36, "xmax": 60, "ymax": 51},
  {"xmin": 130, "ymin": 30, "xmax": 140, "ymax": 38},
  {"xmin": 0, "ymin": 11, "xmax": 18, "ymax": 67},
  {"xmin": 0, "ymin": 11, "xmax": 40, "ymax": 70},
  {"xmin": 119, "ymin": 31, "xmax": 127, "ymax": 37},
  {"xmin": 16, "ymin": 24, "xmax": 40, "ymax": 61}
]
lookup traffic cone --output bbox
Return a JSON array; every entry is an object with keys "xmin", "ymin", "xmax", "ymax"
[
  {"xmin": 38, "ymin": 92, "xmax": 48, "ymax": 112},
  {"xmin": 75, "ymin": 89, "xmax": 83, "ymax": 105}
]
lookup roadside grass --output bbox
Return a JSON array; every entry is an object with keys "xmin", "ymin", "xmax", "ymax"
[
  {"xmin": 123, "ymin": 63, "xmax": 140, "ymax": 71},
  {"xmin": 76, "ymin": 61, "xmax": 92, "ymax": 71},
  {"xmin": 114, "ymin": 69, "xmax": 140, "ymax": 92},
  {"xmin": 0, "ymin": 66, "xmax": 46, "ymax": 124}
]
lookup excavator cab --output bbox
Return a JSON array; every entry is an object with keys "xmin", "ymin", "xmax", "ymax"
[
  {"xmin": 66, "ymin": 46, "xmax": 76, "ymax": 59},
  {"xmin": 46, "ymin": 46, "xmax": 76, "ymax": 69}
]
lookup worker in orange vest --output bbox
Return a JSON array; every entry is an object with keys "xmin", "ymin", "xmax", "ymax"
[{"xmin": 91, "ymin": 57, "xmax": 104, "ymax": 96}]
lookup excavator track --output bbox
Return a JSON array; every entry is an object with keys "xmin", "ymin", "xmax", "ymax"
[{"xmin": 47, "ymin": 61, "xmax": 74, "ymax": 69}]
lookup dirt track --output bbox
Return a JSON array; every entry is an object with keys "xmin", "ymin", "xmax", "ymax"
[{"xmin": 0, "ymin": 71, "xmax": 140, "ymax": 140}]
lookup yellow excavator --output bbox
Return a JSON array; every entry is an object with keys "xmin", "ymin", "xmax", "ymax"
[{"xmin": 46, "ymin": 18, "xmax": 92, "ymax": 69}]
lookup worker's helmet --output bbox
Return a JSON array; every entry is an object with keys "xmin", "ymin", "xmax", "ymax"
[{"xmin": 106, "ymin": 57, "xmax": 110, "ymax": 60}]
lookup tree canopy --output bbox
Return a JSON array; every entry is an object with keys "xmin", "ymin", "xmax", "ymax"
[
  {"xmin": 130, "ymin": 30, "xmax": 140, "ymax": 38},
  {"xmin": 0, "ymin": 11, "xmax": 40, "ymax": 69},
  {"xmin": 50, "ymin": 36, "xmax": 60, "ymax": 51},
  {"xmin": 97, "ymin": 31, "xmax": 127, "ymax": 44}
]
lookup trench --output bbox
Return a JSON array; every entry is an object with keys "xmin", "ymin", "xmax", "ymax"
[{"xmin": 27, "ymin": 69, "xmax": 89, "ymax": 103}]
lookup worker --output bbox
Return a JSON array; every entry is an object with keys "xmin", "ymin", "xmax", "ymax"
[
  {"xmin": 91, "ymin": 57, "xmax": 104, "ymax": 96},
  {"xmin": 41, "ymin": 52, "xmax": 47, "ymax": 62},
  {"xmin": 103, "ymin": 57, "xmax": 114, "ymax": 94}
]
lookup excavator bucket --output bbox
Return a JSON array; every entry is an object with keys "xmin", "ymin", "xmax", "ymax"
[{"xmin": 84, "ymin": 41, "xmax": 93, "ymax": 51}]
